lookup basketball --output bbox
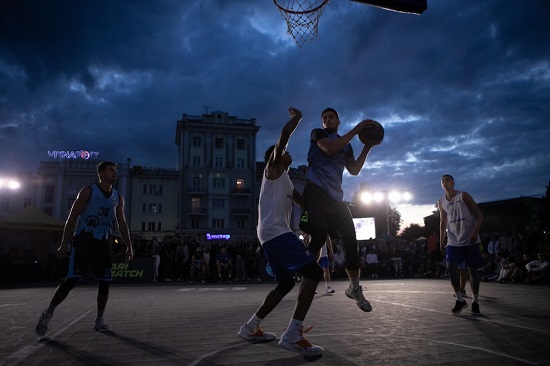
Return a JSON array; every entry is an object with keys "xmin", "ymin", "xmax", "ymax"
[{"xmin": 359, "ymin": 121, "xmax": 384, "ymax": 145}]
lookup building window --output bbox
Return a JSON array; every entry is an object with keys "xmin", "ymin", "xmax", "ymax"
[
  {"xmin": 158, "ymin": 185, "xmax": 163, "ymax": 195},
  {"xmin": 143, "ymin": 184, "xmax": 147, "ymax": 195},
  {"xmin": 213, "ymin": 177, "xmax": 225, "ymax": 189},
  {"xmin": 148, "ymin": 222, "xmax": 156, "ymax": 231},
  {"xmin": 215, "ymin": 138, "xmax": 224, "ymax": 149},
  {"xmin": 23, "ymin": 197, "xmax": 32, "ymax": 208},
  {"xmin": 149, "ymin": 203, "xmax": 157, "ymax": 213},
  {"xmin": 158, "ymin": 203, "xmax": 163, "ymax": 213},
  {"xmin": 192, "ymin": 136, "xmax": 201, "ymax": 147},
  {"xmin": 214, "ymin": 156, "xmax": 224, "ymax": 168},
  {"xmin": 45, "ymin": 185, "xmax": 55, "ymax": 203},
  {"xmin": 236, "ymin": 158, "xmax": 245, "ymax": 169},
  {"xmin": 191, "ymin": 218, "xmax": 200, "ymax": 230},
  {"xmin": 192, "ymin": 177, "xmax": 201, "ymax": 192},
  {"xmin": 158, "ymin": 222, "xmax": 162, "ymax": 231},
  {"xmin": 212, "ymin": 198, "xmax": 225, "ymax": 209},
  {"xmin": 236, "ymin": 179, "xmax": 244, "ymax": 189},
  {"xmin": 236, "ymin": 218, "xmax": 245, "ymax": 230},
  {"xmin": 192, "ymin": 156, "xmax": 201, "ymax": 167},
  {"xmin": 212, "ymin": 218, "xmax": 225, "ymax": 229},
  {"xmin": 191, "ymin": 197, "xmax": 201, "ymax": 210},
  {"xmin": 236, "ymin": 139, "xmax": 245, "ymax": 150},
  {"xmin": 142, "ymin": 203, "xmax": 147, "ymax": 213},
  {"xmin": 142, "ymin": 222, "xmax": 146, "ymax": 231}
]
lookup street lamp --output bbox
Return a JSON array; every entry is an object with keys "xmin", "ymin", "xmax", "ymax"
[
  {"xmin": 360, "ymin": 190, "xmax": 412, "ymax": 236},
  {"xmin": 0, "ymin": 177, "xmax": 21, "ymax": 190}
]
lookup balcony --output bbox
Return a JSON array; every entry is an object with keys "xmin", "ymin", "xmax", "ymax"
[
  {"xmin": 232, "ymin": 187, "xmax": 251, "ymax": 196},
  {"xmin": 232, "ymin": 208, "xmax": 251, "ymax": 216},
  {"xmin": 188, "ymin": 188, "xmax": 207, "ymax": 196},
  {"xmin": 187, "ymin": 207, "xmax": 206, "ymax": 216}
]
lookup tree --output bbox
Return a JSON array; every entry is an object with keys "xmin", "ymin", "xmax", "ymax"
[{"xmin": 399, "ymin": 223, "xmax": 425, "ymax": 242}]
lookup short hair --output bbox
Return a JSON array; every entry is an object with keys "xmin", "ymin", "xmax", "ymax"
[
  {"xmin": 264, "ymin": 145, "xmax": 275, "ymax": 164},
  {"xmin": 321, "ymin": 107, "xmax": 339, "ymax": 119},
  {"xmin": 442, "ymin": 174, "xmax": 454, "ymax": 181},
  {"xmin": 97, "ymin": 161, "xmax": 116, "ymax": 174}
]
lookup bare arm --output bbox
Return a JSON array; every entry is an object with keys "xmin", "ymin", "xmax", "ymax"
[
  {"xmin": 58, "ymin": 186, "xmax": 91, "ymax": 258},
  {"xmin": 462, "ymin": 191, "xmax": 483, "ymax": 244},
  {"xmin": 116, "ymin": 194, "xmax": 134, "ymax": 262},
  {"xmin": 438, "ymin": 200, "xmax": 448, "ymax": 253},
  {"xmin": 316, "ymin": 119, "xmax": 372, "ymax": 156},
  {"xmin": 346, "ymin": 143, "xmax": 375, "ymax": 175},
  {"xmin": 265, "ymin": 107, "xmax": 303, "ymax": 180}
]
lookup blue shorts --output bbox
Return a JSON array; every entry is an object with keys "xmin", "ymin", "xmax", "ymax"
[
  {"xmin": 318, "ymin": 256, "xmax": 330, "ymax": 269},
  {"xmin": 262, "ymin": 232, "xmax": 317, "ymax": 280},
  {"xmin": 446, "ymin": 243, "xmax": 483, "ymax": 269}
]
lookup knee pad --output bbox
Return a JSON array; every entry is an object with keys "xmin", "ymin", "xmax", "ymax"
[
  {"xmin": 300, "ymin": 261, "xmax": 323, "ymax": 282},
  {"xmin": 58, "ymin": 277, "xmax": 79, "ymax": 294},
  {"xmin": 274, "ymin": 279, "xmax": 295, "ymax": 298},
  {"xmin": 98, "ymin": 280, "xmax": 110, "ymax": 296}
]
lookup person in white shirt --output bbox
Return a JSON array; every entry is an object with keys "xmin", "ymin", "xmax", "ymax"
[
  {"xmin": 366, "ymin": 249, "xmax": 379, "ymax": 278},
  {"xmin": 438, "ymin": 174, "xmax": 483, "ymax": 315},
  {"xmin": 525, "ymin": 253, "xmax": 549, "ymax": 283}
]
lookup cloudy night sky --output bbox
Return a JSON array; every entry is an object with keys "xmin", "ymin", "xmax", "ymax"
[{"xmin": 1, "ymin": 0, "xmax": 549, "ymax": 228}]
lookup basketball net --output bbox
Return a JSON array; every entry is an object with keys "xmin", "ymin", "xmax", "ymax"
[{"xmin": 273, "ymin": 0, "xmax": 330, "ymax": 48}]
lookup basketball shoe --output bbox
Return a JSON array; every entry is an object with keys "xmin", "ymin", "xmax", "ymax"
[{"xmin": 279, "ymin": 326, "xmax": 324, "ymax": 356}]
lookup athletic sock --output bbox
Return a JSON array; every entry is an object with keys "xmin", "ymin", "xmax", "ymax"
[
  {"xmin": 350, "ymin": 277, "xmax": 360, "ymax": 290},
  {"xmin": 246, "ymin": 314, "xmax": 262, "ymax": 328},
  {"xmin": 455, "ymin": 292, "xmax": 464, "ymax": 302},
  {"xmin": 473, "ymin": 294, "xmax": 479, "ymax": 303},
  {"xmin": 287, "ymin": 318, "xmax": 303, "ymax": 331}
]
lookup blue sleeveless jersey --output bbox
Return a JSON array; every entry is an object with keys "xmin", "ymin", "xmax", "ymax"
[
  {"xmin": 306, "ymin": 128, "xmax": 353, "ymax": 201},
  {"xmin": 75, "ymin": 184, "xmax": 119, "ymax": 241}
]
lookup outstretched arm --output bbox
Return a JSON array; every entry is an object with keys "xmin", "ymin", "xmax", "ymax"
[{"xmin": 265, "ymin": 107, "xmax": 302, "ymax": 179}]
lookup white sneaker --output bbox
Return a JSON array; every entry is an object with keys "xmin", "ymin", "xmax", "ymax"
[
  {"xmin": 35, "ymin": 311, "xmax": 52, "ymax": 337},
  {"xmin": 278, "ymin": 326, "xmax": 324, "ymax": 356},
  {"xmin": 93, "ymin": 318, "xmax": 110, "ymax": 332},
  {"xmin": 325, "ymin": 287, "xmax": 335, "ymax": 294},
  {"xmin": 238, "ymin": 323, "xmax": 276, "ymax": 342},
  {"xmin": 345, "ymin": 285, "xmax": 372, "ymax": 312}
]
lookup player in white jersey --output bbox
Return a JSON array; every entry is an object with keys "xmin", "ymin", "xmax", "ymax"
[
  {"xmin": 237, "ymin": 107, "xmax": 324, "ymax": 357},
  {"xmin": 438, "ymin": 174, "xmax": 483, "ymax": 315}
]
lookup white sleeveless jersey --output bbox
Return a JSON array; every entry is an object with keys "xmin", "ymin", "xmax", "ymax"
[
  {"xmin": 439, "ymin": 191, "xmax": 480, "ymax": 246},
  {"xmin": 320, "ymin": 243, "xmax": 328, "ymax": 257},
  {"xmin": 257, "ymin": 170, "xmax": 294, "ymax": 244}
]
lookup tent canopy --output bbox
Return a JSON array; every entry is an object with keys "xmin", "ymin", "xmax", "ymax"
[{"xmin": 0, "ymin": 205, "xmax": 64, "ymax": 231}]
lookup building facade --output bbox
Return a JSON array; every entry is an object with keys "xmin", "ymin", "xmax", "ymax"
[{"xmin": 175, "ymin": 111, "xmax": 261, "ymax": 240}]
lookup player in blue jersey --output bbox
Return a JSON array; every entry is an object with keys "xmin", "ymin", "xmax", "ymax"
[
  {"xmin": 35, "ymin": 161, "xmax": 134, "ymax": 336},
  {"xmin": 300, "ymin": 107, "xmax": 378, "ymax": 312}
]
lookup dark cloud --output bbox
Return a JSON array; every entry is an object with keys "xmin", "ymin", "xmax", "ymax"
[{"xmin": 1, "ymin": 0, "xmax": 549, "ymax": 225}]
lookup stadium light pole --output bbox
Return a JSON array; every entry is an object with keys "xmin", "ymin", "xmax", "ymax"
[{"xmin": 360, "ymin": 190, "xmax": 412, "ymax": 236}]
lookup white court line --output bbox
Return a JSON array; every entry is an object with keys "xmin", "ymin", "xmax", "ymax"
[
  {"xmin": 3, "ymin": 309, "xmax": 93, "ymax": 366},
  {"xmin": 371, "ymin": 298, "xmax": 550, "ymax": 335}
]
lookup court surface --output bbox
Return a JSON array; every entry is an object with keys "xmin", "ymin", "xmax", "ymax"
[{"xmin": 1, "ymin": 279, "xmax": 549, "ymax": 365}]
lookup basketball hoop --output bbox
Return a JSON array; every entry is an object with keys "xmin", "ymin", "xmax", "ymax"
[{"xmin": 273, "ymin": 0, "xmax": 330, "ymax": 48}]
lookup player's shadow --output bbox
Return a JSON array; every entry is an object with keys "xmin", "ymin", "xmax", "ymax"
[
  {"xmin": 43, "ymin": 339, "xmax": 113, "ymax": 364},
  {"xmin": 105, "ymin": 331, "xmax": 181, "ymax": 359}
]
